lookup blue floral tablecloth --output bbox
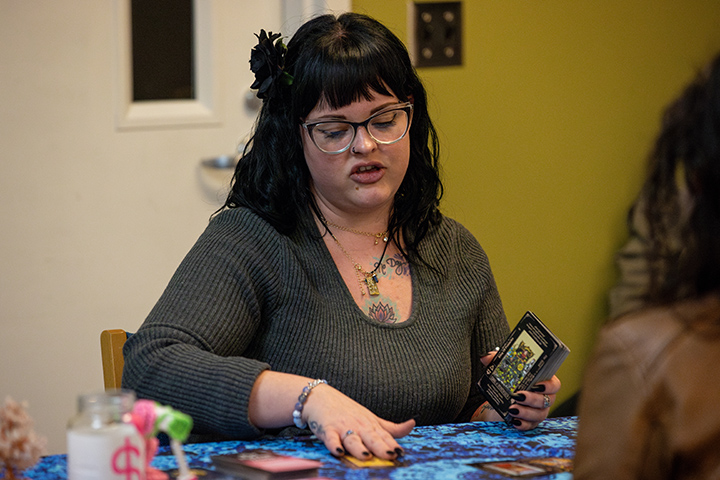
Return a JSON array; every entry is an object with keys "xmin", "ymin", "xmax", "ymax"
[{"xmin": 17, "ymin": 417, "xmax": 576, "ymax": 479}]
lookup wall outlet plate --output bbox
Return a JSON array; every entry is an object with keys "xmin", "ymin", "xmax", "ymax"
[{"xmin": 408, "ymin": 1, "xmax": 462, "ymax": 68}]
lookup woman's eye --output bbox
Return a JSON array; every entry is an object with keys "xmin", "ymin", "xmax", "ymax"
[
  {"xmin": 318, "ymin": 124, "xmax": 350, "ymax": 138},
  {"xmin": 371, "ymin": 112, "xmax": 398, "ymax": 129}
]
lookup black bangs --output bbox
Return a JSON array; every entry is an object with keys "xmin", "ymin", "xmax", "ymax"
[
  {"xmin": 316, "ymin": 61, "xmax": 395, "ymax": 112},
  {"xmin": 287, "ymin": 14, "xmax": 412, "ymax": 119}
]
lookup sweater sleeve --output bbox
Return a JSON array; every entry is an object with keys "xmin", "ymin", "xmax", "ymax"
[
  {"xmin": 122, "ymin": 209, "xmax": 279, "ymax": 439},
  {"xmin": 444, "ymin": 219, "xmax": 510, "ymax": 420}
]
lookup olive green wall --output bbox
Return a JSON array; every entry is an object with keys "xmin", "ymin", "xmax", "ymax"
[{"xmin": 352, "ymin": 0, "xmax": 720, "ymax": 406}]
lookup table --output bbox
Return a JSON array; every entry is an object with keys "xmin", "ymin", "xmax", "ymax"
[{"xmin": 19, "ymin": 417, "xmax": 576, "ymax": 479}]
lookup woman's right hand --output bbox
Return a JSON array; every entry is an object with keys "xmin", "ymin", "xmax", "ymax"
[
  {"xmin": 301, "ymin": 382, "xmax": 415, "ymax": 460},
  {"xmin": 248, "ymin": 371, "xmax": 415, "ymax": 460}
]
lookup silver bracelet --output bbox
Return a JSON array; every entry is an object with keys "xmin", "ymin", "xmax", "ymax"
[{"xmin": 292, "ymin": 379, "xmax": 327, "ymax": 429}]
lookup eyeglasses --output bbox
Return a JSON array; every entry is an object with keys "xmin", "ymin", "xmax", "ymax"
[{"xmin": 302, "ymin": 102, "xmax": 413, "ymax": 154}]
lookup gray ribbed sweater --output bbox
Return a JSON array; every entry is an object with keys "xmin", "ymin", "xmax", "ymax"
[{"xmin": 123, "ymin": 207, "xmax": 509, "ymax": 439}]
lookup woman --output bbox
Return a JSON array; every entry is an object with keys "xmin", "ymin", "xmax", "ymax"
[
  {"xmin": 123, "ymin": 13, "xmax": 560, "ymax": 460},
  {"xmin": 575, "ymin": 53, "xmax": 720, "ymax": 479}
]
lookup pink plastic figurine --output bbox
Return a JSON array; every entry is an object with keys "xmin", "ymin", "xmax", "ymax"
[{"xmin": 130, "ymin": 400, "xmax": 196, "ymax": 480}]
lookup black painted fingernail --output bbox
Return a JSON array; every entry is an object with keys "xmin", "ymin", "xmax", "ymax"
[
  {"xmin": 362, "ymin": 451, "xmax": 370, "ymax": 457},
  {"xmin": 511, "ymin": 419, "xmax": 522, "ymax": 426},
  {"xmin": 395, "ymin": 447, "xmax": 404, "ymax": 456},
  {"xmin": 336, "ymin": 447, "xmax": 345, "ymax": 455},
  {"xmin": 530, "ymin": 384, "xmax": 546, "ymax": 392},
  {"xmin": 508, "ymin": 407, "xmax": 519, "ymax": 415},
  {"xmin": 510, "ymin": 393, "xmax": 526, "ymax": 402},
  {"xmin": 387, "ymin": 450, "xmax": 395, "ymax": 456}
]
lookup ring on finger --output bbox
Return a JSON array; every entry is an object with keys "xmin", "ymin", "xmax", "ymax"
[
  {"xmin": 342, "ymin": 429, "xmax": 356, "ymax": 441},
  {"xmin": 542, "ymin": 394, "xmax": 551, "ymax": 409}
]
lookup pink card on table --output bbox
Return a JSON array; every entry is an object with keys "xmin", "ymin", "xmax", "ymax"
[{"xmin": 211, "ymin": 450, "xmax": 323, "ymax": 479}]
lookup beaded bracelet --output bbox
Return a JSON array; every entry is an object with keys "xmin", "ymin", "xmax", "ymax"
[{"xmin": 292, "ymin": 379, "xmax": 327, "ymax": 429}]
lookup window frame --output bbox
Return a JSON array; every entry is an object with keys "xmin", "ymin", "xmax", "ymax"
[{"xmin": 114, "ymin": 0, "xmax": 220, "ymax": 130}]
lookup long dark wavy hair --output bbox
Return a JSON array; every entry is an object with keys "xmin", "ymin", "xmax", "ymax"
[
  {"xmin": 642, "ymin": 52, "xmax": 720, "ymax": 303},
  {"xmin": 223, "ymin": 13, "xmax": 442, "ymax": 265}
]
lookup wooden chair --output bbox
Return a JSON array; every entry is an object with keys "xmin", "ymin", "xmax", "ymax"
[{"xmin": 100, "ymin": 329, "xmax": 129, "ymax": 390}]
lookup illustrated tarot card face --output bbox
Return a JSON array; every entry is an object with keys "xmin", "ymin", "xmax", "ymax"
[{"xmin": 494, "ymin": 331, "xmax": 541, "ymax": 391}]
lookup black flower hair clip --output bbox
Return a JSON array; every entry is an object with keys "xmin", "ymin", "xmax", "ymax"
[{"xmin": 249, "ymin": 29, "xmax": 293, "ymax": 100}]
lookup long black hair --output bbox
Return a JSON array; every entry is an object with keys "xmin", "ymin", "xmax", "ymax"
[
  {"xmin": 223, "ymin": 13, "xmax": 442, "ymax": 265},
  {"xmin": 642, "ymin": 52, "xmax": 720, "ymax": 302}
]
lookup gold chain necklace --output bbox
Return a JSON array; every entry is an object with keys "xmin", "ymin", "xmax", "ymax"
[
  {"xmin": 326, "ymin": 228, "xmax": 390, "ymax": 297},
  {"xmin": 324, "ymin": 219, "xmax": 388, "ymax": 245}
]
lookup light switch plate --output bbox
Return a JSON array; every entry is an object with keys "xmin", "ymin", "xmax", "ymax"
[{"xmin": 409, "ymin": 1, "xmax": 462, "ymax": 68}]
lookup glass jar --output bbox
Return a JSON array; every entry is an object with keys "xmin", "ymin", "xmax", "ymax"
[{"xmin": 67, "ymin": 390, "xmax": 146, "ymax": 480}]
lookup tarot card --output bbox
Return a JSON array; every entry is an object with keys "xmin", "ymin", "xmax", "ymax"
[
  {"xmin": 476, "ymin": 461, "xmax": 546, "ymax": 476},
  {"xmin": 340, "ymin": 455, "xmax": 399, "ymax": 469}
]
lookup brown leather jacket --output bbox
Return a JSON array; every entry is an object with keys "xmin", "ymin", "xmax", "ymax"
[{"xmin": 575, "ymin": 293, "xmax": 720, "ymax": 479}]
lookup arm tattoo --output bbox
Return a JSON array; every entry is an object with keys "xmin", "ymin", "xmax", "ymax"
[{"xmin": 471, "ymin": 402, "xmax": 494, "ymax": 421}]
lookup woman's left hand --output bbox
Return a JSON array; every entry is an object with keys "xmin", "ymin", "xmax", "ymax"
[
  {"xmin": 505, "ymin": 376, "xmax": 561, "ymax": 430},
  {"xmin": 477, "ymin": 351, "xmax": 562, "ymax": 430}
]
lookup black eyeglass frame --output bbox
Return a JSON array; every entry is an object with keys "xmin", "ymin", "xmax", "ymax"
[{"xmin": 301, "ymin": 102, "xmax": 414, "ymax": 154}]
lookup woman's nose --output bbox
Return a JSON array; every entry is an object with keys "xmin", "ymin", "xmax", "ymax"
[{"xmin": 350, "ymin": 125, "xmax": 377, "ymax": 154}]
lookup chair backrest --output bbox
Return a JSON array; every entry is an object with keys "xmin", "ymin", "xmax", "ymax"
[{"xmin": 100, "ymin": 329, "xmax": 128, "ymax": 390}]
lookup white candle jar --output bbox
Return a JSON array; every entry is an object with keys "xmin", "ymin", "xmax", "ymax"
[{"xmin": 67, "ymin": 390, "xmax": 146, "ymax": 480}]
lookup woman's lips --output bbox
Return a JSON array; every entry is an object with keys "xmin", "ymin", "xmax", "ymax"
[{"xmin": 350, "ymin": 164, "xmax": 385, "ymax": 184}]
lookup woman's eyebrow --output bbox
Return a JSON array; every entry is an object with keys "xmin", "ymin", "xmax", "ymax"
[{"xmin": 307, "ymin": 102, "xmax": 400, "ymax": 123}]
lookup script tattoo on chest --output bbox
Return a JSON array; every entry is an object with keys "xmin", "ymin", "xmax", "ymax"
[{"xmin": 376, "ymin": 254, "xmax": 409, "ymax": 278}]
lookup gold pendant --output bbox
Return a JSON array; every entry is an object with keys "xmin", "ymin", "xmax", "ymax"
[{"xmin": 365, "ymin": 274, "xmax": 380, "ymax": 296}]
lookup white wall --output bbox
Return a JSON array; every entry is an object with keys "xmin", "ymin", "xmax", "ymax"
[{"xmin": 0, "ymin": 0, "xmax": 265, "ymax": 455}]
